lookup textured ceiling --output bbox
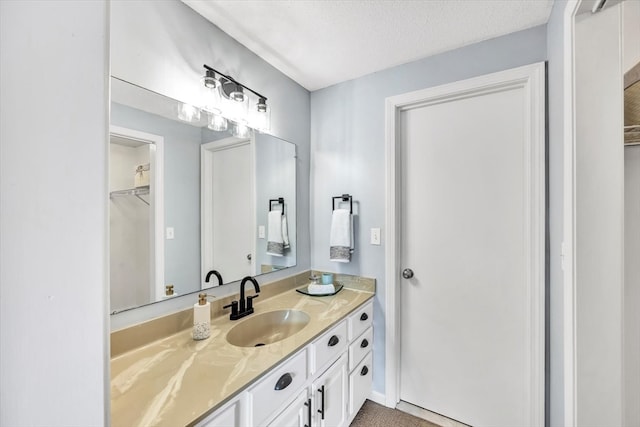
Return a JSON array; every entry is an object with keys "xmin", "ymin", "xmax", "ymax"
[{"xmin": 182, "ymin": 0, "xmax": 554, "ymax": 91}]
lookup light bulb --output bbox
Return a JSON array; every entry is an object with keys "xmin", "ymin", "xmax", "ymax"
[
  {"xmin": 177, "ymin": 103, "xmax": 201, "ymax": 123},
  {"xmin": 202, "ymin": 69, "xmax": 219, "ymax": 89},
  {"xmin": 230, "ymin": 85, "xmax": 246, "ymax": 102},
  {"xmin": 231, "ymin": 121, "xmax": 251, "ymax": 138},
  {"xmin": 208, "ymin": 113, "xmax": 228, "ymax": 132},
  {"xmin": 251, "ymin": 98, "xmax": 270, "ymax": 132}
]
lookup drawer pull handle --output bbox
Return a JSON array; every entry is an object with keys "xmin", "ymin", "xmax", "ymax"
[
  {"xmin": 274, "ymin": 373, "xmax": 293, "ymax": 390},
  {"xmin": 317, "ymin": 385, "xmax": 325, "ymax": 420},
  {"xmin": 360, "ymin": 313, "xmax": 368, "ymax": 321},
  {"xmin": 328, "ymin": 335, "xmax": 339, "ymax": 347},
  {"xmin": 360, "ymin": 338, "xmax": 369, "ymax": 348},
  {"xmin": 361, "ymin": 365, "xmax": 369, "ymax": 376},
  {"xmin": 304, "ymin": 398, "xmax": 311, "ymax": 427}
]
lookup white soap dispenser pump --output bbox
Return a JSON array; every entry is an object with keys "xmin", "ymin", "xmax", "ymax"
[{"xmin": 193, "ymin": 293, "xmax": 211, "ymax": 341}]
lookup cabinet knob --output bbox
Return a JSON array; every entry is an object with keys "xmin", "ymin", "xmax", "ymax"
[
  {"xmin": 274, "ymin": 373, "xmax": 292, "ymax": 390},
  {"xmin": 328, "ymin": 335, "xmax": 339, "ymax": 347},
  {"xmin": 361, "ymin": 365, "xmax": 369, "ymax": 376},
  {"xmin": 360, "ymin": 338, "xmax": 369, "ymax": 348},
  {"xmin": 360, "ymin": 312, "xmax": 368, "ymax": 321}
]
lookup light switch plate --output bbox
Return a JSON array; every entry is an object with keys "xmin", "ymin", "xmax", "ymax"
[
  {"xmin": 258, "ymin": 225, "xmax": 266, "ymax": 239},
  {"xmin": 371, "ymin": 228, "xmax": 381, "ymax": 245},
  {"xmin": 166, "ymin": 227, "xmax": 175, "ymax": 240}
]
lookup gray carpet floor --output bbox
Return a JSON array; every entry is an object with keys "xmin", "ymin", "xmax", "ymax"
[{"xmin": 350, "ymin": 400, "xmax": 440, "ymax": 427}]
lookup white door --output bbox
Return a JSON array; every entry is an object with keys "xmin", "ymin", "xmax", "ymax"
[
  {"xmin": 397, "ymin": 64, "xmax": 545, "ymax": 427},
  {"xmin": 201, "ymin": 137, "xmax": 254, "ymax": 285}
]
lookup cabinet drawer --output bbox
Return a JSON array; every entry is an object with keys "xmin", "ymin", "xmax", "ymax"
[
  {"xmin": 348, "ymin": 301, "xmax": 373, "ymax": 341},
  {"xmin": 311, "ymin": 320, "xmax": 348, "ymax": 374},
  {"xmin": 249, "ymin": 349, "xmax": 307, "ymax": 426},
  {"xmin": 196, "ymin": 397, "xmax": 242, "ymax": 427},
  {"xmin": 348, "ymin": 353, "xmax": 373, "ymax": 417},
  {"xmin": 348, "ymin": 327, "xmax": 373, "ymax": 371}
]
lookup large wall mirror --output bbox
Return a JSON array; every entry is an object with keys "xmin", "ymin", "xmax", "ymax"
[{"xmin": 109, "ymin": 77, "xmax": 297, "ymax": 314}]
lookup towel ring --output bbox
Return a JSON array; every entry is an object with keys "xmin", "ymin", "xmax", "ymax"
[
  {"xmin": 269, "ymin": 197, "xmax": 285, "ymax": 216},
  {"xmin": 332, "ymin": 194, "xmax": 353, "ymax": 214}
]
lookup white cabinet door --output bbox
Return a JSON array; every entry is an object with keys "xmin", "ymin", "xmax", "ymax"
[
  {"xmin": 267, "ymin": 390, "xmax": 310, "ymax": 427},
  {"xmin": 312, "ymin": 353, "xmax": 348, "ymax": 427},
  {"xmin": 349, "ymin": 353, "xmax": 372, "ymax": 417}
]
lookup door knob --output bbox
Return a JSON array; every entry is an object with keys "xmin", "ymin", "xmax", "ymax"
[
  {"xmin": 402, "ymin": 268, "xmax": 414, "ymax": 279},
  {"xmin": 247, "ymin": 254, "xmax": 252, "ymax": 261}
]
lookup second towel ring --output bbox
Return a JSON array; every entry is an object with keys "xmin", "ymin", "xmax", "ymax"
[{"xmin": 269, "ymin": 197, "xmax": 285, "ymax": 216}]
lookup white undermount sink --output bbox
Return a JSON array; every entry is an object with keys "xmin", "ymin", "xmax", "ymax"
[{"xmin": 225, "ymin": 309, "xmax": 310, "ymax": 347}]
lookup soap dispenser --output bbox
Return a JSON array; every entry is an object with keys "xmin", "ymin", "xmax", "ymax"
[{"xmin": 193, "ymin": 293, "xmax": 211, "ymax": 341}]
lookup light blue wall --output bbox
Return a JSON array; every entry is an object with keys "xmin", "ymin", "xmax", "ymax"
[
  {"xmin": 110, "ymin": 0, "xmax": 311, "ymax": 329},
  {"xmin": 310, "ymin": 25, "xmax": 548, "ymax": 395}
]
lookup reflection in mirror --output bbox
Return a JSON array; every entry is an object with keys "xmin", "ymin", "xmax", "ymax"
[
  {"xmin": 109, "ymin": 77, "xmax": 297, "ymax": 314},
  {"xmin": 109, "ymin": 127, "xmax": 164, "ymax": 313}
]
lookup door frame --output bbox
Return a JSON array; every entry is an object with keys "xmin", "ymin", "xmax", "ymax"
[
  {"xmin": 201, "ymin": 135, "xmax": 256, "ymax": 284},
  {"xmin": 109, "ymin": 125, "xmax": 165, "ymax": 303},
  {"xmin": 383, "ymin": 62, "xmax": 546, "ymax": 425}
]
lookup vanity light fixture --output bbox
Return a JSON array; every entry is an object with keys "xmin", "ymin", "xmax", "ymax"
[{"xmin": 201, "ymin": 64, "xmax": 270, "ymax": 133}]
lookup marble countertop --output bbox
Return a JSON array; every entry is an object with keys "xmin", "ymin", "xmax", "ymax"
[{"xmin": 110, "ymin": 285, "xmax": 374, "ymax": 427}]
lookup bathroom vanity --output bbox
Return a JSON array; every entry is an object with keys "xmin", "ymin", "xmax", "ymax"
[{"xmin": 110, "ymin": 273, "xmax": 374, "ymax": 426}]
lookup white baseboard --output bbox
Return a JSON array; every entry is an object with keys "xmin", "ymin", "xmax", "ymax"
[
  {"xmin": 396, "ymin": 401, "xmax": 469, "ymax": 427},
  {"xmin": 368, "ymin": 390, "xmax": 388, "ymax": 407}
]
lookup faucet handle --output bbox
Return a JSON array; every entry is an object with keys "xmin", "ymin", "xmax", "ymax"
[
  {"xmin": 247, "ymin": 294, "xmax": 259, "ymax": 311},
  {"xmin": 223, "ymin": 301, "xmax": 239, "ymax": 318}
]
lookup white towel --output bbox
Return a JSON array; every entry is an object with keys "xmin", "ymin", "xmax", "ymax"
[
  {"xmin": 330, "ymin": 208, "xmax": 354, "ymax": 262},
  {"xmin": 281, "ymin": 214, "xmax": 290, "ymax": 250},
  {"xmin": 267, "ymin": 211, "xmax": 289, "ymax": 256},
  {"xmin": 307, "ymin": 284, "xmax": 336, "ymax": 295}
]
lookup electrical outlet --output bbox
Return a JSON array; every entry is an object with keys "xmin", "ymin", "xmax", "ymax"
[{"xmin": 371, "ymin": 228, "xmax": 381, "ymax": 245}]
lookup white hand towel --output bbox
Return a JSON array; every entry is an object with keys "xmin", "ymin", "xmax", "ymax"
[
  {"xmin": 330, "ymin": 208, "xmax": 353, "ymax": 262},
  {"xmin": 267, "ymin": 211, "xmax": 288, "ymax": 256},
  {"xmin": 281, "ymin": 214, "xmax": 290, "ymax": 249},
  {"xmin": 308, "ymin": 284, "xmax": 336, "ymax": 295}
]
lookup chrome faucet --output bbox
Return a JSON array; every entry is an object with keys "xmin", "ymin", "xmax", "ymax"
[
  {"xmin": 205, "ymin": 270, "xmax": 223, "ymax": 286},
  {"xmin": 224, "ymin": 276, "xmax": 260, "ymax": 320}
]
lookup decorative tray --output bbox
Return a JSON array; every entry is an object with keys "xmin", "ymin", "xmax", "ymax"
[{"xmin": 296, "ymin": 284, "xmax": 344, "ymax": 297}]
